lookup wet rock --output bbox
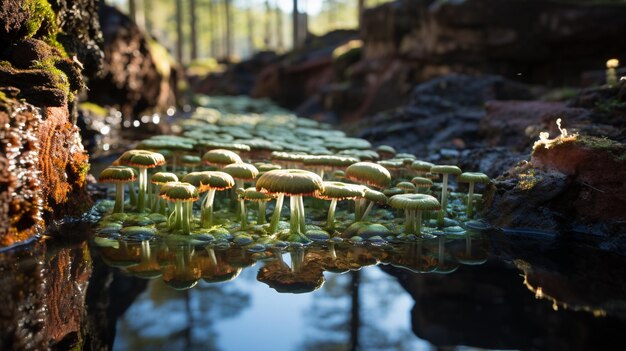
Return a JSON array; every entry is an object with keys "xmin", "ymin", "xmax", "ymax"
[
  {"xmin": 353, "ymin": 74, "xmax": 534, "ymax": 157},
  {"xmin": 483, "ymin": 135, "xmax": 626, "ymax": 236},
  {"xmin": 87, "ymin": 4, "xmax": 178, "ymax": 118}
]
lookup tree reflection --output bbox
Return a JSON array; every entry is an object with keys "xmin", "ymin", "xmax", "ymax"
[{"xmin": 115, "ymin": 263, "xmax": 251, "ymax": 351}]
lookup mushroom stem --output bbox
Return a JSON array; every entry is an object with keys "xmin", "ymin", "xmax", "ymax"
[
  {"xmin": 466, "ymin": 181, "xmax": 475, "ymax": 218},
  {"xmin": 182, "ymin": 201, "xmax": 192, "ymax": 234},
  {"xmin": 240, "ymin": 198, "xmax": 247, "ymax": 229},
  {"xmin": 257, "ymin": 200, "xmax": 267, "ymax": 224},
  {"xmin": 152, "ymin": 184, "xmax": 161, "ymax": 213},
  {"xmin": 175, "ymin": 201, "xmax": 183, "ymax": 230},
  {"xmin": 438, "ymin": 174, "xmax": 450, "ymax": 227},
  {"xmin": 361, "ymin": 201, "xmax": 375, "ymax": 222},
  {"xmin": 298, "ymin": 195, "xmax": 306, "ymax": 234},
  {"xmin": 128, "ymin": 178, "xmax": 137, "ymax": 206},
  {"xmin": 138, "ymin": 168, "xmax": 148, "ymax": 212},
  {"xmin": 201, "ymin": 189, "xmax": 216, "ymax": 228},
  {"xmin": 404, "ymin": 209, "xmax": 413, "ymax": 234},
  {"xmin": 269, "ymin": 193, "xmax": 285, "ymax": 234},
  {"xmin": 114, "ymin": 183, "xmax": 125, "ymax": 213},
  {"xmin": 289, "ymin": 196, "xmax": 299, "ymax": 234},
  {"xmin": 290, "ymin": 249, "xmax": 304, "ymax": 273},
  {"xmin": 415, "ymin": 210, "xmax": 423, "ymax": 235},
  {"xmin": 327, "ymin": 198, "xmax": 338, "ymax": 230}
]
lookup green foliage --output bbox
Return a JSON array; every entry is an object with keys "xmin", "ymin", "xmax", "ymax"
[
  {"xmin": 31, "ymin": 58, "xmax": 73, "ymax": 101},
  {"xmin": 594, "ymin": 97, "xmax": 626, "ymax": 114}
]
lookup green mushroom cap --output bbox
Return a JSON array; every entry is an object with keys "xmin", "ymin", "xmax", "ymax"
[
  {"xmin": 182, "ymin": 172, "xmax": 213, "ymax": 192},
  {"xmin": 256, "ymin": 169, "xmax": 324, "ymax": 196},
  {"xmin": 430, "ymin": 165, "xmax": 462, "ymax": 176},
  {"xmin": 99, "ymin": 166, "xmax": 136, "ymax": 183},
  {"xmin": 397, "ymin": 181, "xmax": 416, "ymax": 192},
  {"xmin": 364, "ymin": 189, "xmax": 387, "ymax": 204},
  {"xmin": 223, "ymin": 163, "xmax": 259, "ymax": 180},
  {"xmin": 303, "ymin": 155, "xmax": 359, "ymax": 168},
  {"xmin": 151, "ymin": 172, "xmax": 179, "ymax": 185},
  {"xmin": 197, "ymin": 140, "xmax": 251, "ymax": 152},
  {"xmin": 411, "ymin": 176, "xmax": 433, "ymax": 188},
  {"xmin": 202, "ymin": 171, "xmax": 235, "ymax": 190},
  {"xmin": 376, "ymin": 145, "xmax": 396, "ymax": 157},
  {"xmin": 180, "ymin": 155, "xmax": 202, "ymax": 167},
  {"xmin": 241, "ymin": 187, "xmax": 275, "ymax": 201},
  {"xmin": 457, "ymin": 172, "xmax": 490, "ymax": 184},
  {"xmin": 388, "ymin": 194, "xmax": 440, "ymax": 211},
  {"xmin": 346, "ymin": 162, "xmax": 391, "ymax": 188},
  {"xmin": 202, "ymin": 149, "xmax": 243, "ymax": 166},
  {"xmin": 159, "ymin": 182, "xmax": 199, "ymax": 202},
  {"xmin": 117, "ymin": 150, "xmax": 166, "ymax": 169},
  {"xmin": 316, "ymin": 181, "xmax": 366, "ymax": 200},
  {"xmin": 411, "ymin": 160, "xmax": 434, "ymax": 172}
]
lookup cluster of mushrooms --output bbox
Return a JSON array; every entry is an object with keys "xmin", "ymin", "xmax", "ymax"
[{"xmin": 97, "ymin": 96, "xmax": 490, "ymax": 247}]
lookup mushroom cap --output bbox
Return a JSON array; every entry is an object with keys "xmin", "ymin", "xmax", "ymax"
[
  {"xmin": 303, "ymin": 155, "xmax": 359, "ymax": 168},
  {"xmin": 388, "ymin": 193, "xmax": 440, "ymax": 211},
  {"xmin": 411, "ymin": 160, "xmax": 434, "ymax": 172},
  {"xmin": 202, "ymin": 149, "xmax": 242, "ymax": 166},
  {"xmin": 395, "ymin": 153, "xmax": 416, "ymax": 160},
  {"xmin": 151, "ymin": 172, "xmax": 179, "ymax": 185},
  {"xmin": 99, "ymin": 166, "xmax": 136, "ymax": 183},
  {"xmin": 256, "ymin": 163, "xmax": 282, "ymax": 172},
  {"xmin": 196, "ymin": 140, "xmax": 251, "ymax": 152},
  {"xmin": 182, "ymin": 172, "xmax": 213, "ymax": 193},
  {"xmin": 203, "ymin": 171, "xmax": 235, "ymax": 190},
  {"xmin": 410, "ymin": 176, "xmax": 433, "ymax": 188},
  {"xmin": 457, "ymin": 172, "xmax": 490, "ymax": 184},
  {"xmin": 383, "ymin": 187, "xmax": 404, "ymax": 197},
  {"xmin": 606, "ymin": 58, "xmax": 619, "ymax": 69},
  {"xmin": 117, "ymin": 150, "xmax": 166, "ymax": 169},
  {"xmin": 137, "ymin": 138, "xmax": 194, "ymax": 151},
  {"xmin": 223, "ymin": 163, "xmax": 259, "ymax": 181},
  {"xmin": 346, "ymin": 162, "xmax": 391, "ymax": 188},
  {"xmin": 332, "ymin": 170, "xmax": 345, "ymax": 179},
  {"xmin": 376, "ymin": 145, "xmax": 396, "ymax": 157},
  {"xmin": 377, "ymin": 160, "xmax": 403, "ymax": 170},
  {"xmin": 159, "ymin": 182, "xmax": 199, "ymax": 202},
  {"xmin": 430, "ymin": 165, "xmax": 462, "ymax": 176},
  {"xmin": 241, "ymin": 187, "xmax": 275, "ymax": 201},
  {"xmin": 316, "ymin": 181, "xmax": 366, "ymax": 200},
  {"xmin": 180, "ymin": 155, "xmax": 202, "ymax": 167},
  {"xmin": 364, "ymin": 189, "xmax": 387, "ymax": 204},
  {"xmin": 397, "ymin": 181, "xmax": 416, "ymax": 192},
  {"xmin": 256, "ymin": 169, "xmax": 324, "ymax": 196}
]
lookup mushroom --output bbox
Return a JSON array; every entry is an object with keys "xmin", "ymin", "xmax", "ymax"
[
  {"xmin": 360, "ymin": 189, "xmax": 387, "ymax": 222},
  {"xmin": 256, "ymin": 169, "xmax": 324, "ymax": 241},
  {"xmin": 180, "ymin": 154, "xmax": 202, "ymax": 172},
  {"xmin": 388, "ymin": 194, "xmax": 440, "ymax": 235},
  {"xmin": 241, "ymin": 187, "xmax": 275, "ymax": 225},
  {"xmin": 99, "ymin": 166, "xmax": 136, "ymax": 213},
  {"xmin": 159, "ymin": 182, "xmax": 199, "ymax": 234},
  {"xmin": 396, "ymin": 181, "xmax": 416, "ymax": 194},
  {"xmin": 198, "ymin": 171, "xmax": 235, "ymax": 228},
  {"xmin": 457, "ymin": 172, "xmax": 490, "ymax": 218},
  {"xmin": 316, "ymin": 181, "xmax": 365, "ymax": 231},
  {"xmin": 410, "ymin": 176, "xmax": 433, "ymax": 194},
  {"xmin": 410, "ymin": 160, "xmax": 433, "ymax": 177},
  {"xmin": 150, "ymin": 172, "xmax": 178, "ymax": 214},
  {"xmin": 430, "ymin": 165, "xmax": 462, "ymax": 227},
  {"xmin": 375, "ymin": 145, "xmax": 396, "ymax": 160},
  {"xmin": 117, "ymin": 150, "xmax": 166, "ymax": 212},
  {"xmin": 202, "ymin": 149, "xmax": 243, "ymax": 169},
  {"xmin": 345, "ymin": 162, "xmax": 391, "ymax": 221}
]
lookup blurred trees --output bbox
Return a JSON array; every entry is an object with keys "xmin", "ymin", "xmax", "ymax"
[{"xmin": 107, "ymin": 0, "xmax": 395, "ymax": 64}]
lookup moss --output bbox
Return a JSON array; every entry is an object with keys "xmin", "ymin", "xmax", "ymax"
[
  {"xmin": 516, "ymin": 168, "xmax": 541, "ymax": 191},
  {"xmin": 595, "ymin": 97, "xmax": 626, "ymax": 114},
  {"xmin": 0, "ymin": 91, "xmax": 10, "ymax": 113},
  {"xmin": 31, "ymin": 58, "xmax": 72, "ymax": 101},
  {"xmin": 24, "ymin": 0, "xmax": 58, "ymax": 39},
  {"xmin": 576, "ymin": 136, "xmax": 626, "ymax": 162},
  {"xmin": 79, "ymin": 102, "xmax": 108, "ymax": 117}
]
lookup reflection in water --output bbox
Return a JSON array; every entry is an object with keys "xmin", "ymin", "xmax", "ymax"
[{"xmin": 0, "ymin": 230, "xmax": 624, "ymax": 350}]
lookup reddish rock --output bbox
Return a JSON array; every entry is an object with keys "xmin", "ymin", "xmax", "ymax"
[{"xmin": 531, "ymin": 136, "xmax": 626, "ymax": 222}]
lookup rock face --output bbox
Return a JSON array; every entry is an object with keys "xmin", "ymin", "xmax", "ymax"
[
  {"xmin": 362, "ymin": 0, "xmax": 626, "ymax": 84},
  {"xmin": 88, "ymin": 4, "xmax": 178, "ymax": 118},
  {"xmin": 0, "ymin": 0, "xmax": 98, "ymax": 246}
]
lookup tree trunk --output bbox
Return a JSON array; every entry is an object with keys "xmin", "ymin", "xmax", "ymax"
[
  {"xmin": 292, "ymin": 0, "xmax": 299, "ymax": 49},
  {"xmin": 247, "ymin": 2, "xmax": 254, "ymax": 56},
  {"xmin": 209, "ymin": 0, "xmax": 218, "ymax": 58},
  {"xmin": 190, "ymin": 0, "xmax": 198, "ymax": 61},
  {"xmin": 176, "ymin": 0, "xmax": 184, "ymax": 64},
  {"xmin": 224, "ymin": 0, "xmax": 232, "ymax": 60},
  {"xmin": 358, "ymin": 0, "xmax": 366, "ymax": 29},
  {"xmin": 276, "ymin": 2, "xmax": 283, "ymax": 50},
  {"xmin": 264, "ymin": 0, "xmax": 271, "ymax": 49}
]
